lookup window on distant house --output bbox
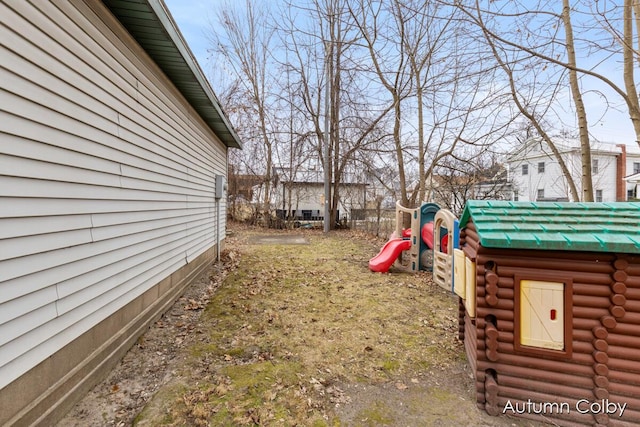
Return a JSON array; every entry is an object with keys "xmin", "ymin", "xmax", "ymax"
[
  {"xmin": 522, "ymin": 164, "xmax": 528, "ymax": 175},
  {"xmin": 596, "ymin": 189, "xmax": 603, "ymax": 202},
  {"xmin": 514, "ymin": 190, "xmax": 519, "ymax": 201},
  {"xmin": 634, "ymin": 162, "xmax": 640, "ymax": 174},
  {"xmin": 537, "ymin": 189, "xmax": 544, "ymax": 200},
  {"xmin": 629, "ymin": 189, "xmax": 637, "ymax": 200},
  {"xmin": 538, "ymin": 162, "xmax": 545, "ymax": 173},
  {"xmin": 592, "ymin": 159, "xmax": 599, "ymax": 174}
]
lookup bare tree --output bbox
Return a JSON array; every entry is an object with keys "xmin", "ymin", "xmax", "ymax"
[
  {"xmin": 278, "ymin": 0, "xmax": 395, "ymax": 229},
  {"xmin": 465, "ymin": 3, "xmax": 581, "ymax": 201},
  {"xmin": 458, "ymin": 0, "xmax": 640, "ymax": 154},
  {"xmin": 456, "ymin": 1, "xmax": 597, "ymax": 200},
  {"xmin": 431, "ymin": 150, "xmax": 509, "ymax": 216},
  {"xmin": 208, "ymin": 0, "xmax": 278, "ymax": 217}
]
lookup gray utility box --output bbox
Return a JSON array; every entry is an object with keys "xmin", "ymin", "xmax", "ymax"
[{"xmin": 215, "ymin": 175, "xmax": 225, "ymax": 199}]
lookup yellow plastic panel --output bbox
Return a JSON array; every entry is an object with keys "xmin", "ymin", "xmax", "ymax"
[
  {"xmin": 453, "ymin": 249, "xmax": 466, "ymax": 298},
  {"xmin": 464, "ymin": 257, "xmax": 476, "ymax": 318},
  {"xmin": 520, "ymin": 280, "xmax": 564, "ymax": 350}
]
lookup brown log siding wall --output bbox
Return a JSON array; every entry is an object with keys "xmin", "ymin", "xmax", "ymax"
[{"xmin": 460, "ymin": 218, "xmax": 640, "ymax": 426}]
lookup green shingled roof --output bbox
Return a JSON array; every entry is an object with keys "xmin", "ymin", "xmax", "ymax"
[{"xmin": 459, "ymin": 201, "xmax": 640, "ymax": 254}]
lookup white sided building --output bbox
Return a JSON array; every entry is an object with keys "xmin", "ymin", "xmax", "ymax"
[
  {"xmin": 506, "ymin": 137, "xmax": 640, "ymax": 202},
  {"xmin": 0, "ymin": 1, "xmax": 241, "ymax": 425}
]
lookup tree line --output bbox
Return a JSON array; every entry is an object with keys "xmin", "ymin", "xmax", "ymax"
[{"xmin": 206, "ymin": 0, "xmax": 640, "ymax": 228}]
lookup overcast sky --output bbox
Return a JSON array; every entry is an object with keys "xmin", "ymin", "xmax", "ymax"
[{"xmin": 162, "ymin": 0, "xmax": 638, "ymax": 146}]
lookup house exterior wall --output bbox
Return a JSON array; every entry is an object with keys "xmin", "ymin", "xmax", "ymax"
[
  {"xmin": 459, "ymin": 220, "xmax": 640, "ymax": 426},
  {"xmin": 0, "ymin": 1, "xmax": 228, "ymax": 424},
  {"xmin": 272, "ymin": 182, "xmax": 367, "ymax": 221},
  {"xmin": 508, "ymin": 139, "xmax": 640, "ymax": 202}
]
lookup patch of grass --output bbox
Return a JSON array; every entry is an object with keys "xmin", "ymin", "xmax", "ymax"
[
  {"xmin": 381, "ymin": 355, "xmax": 400, "ymax": 373},
  {"xmin": 354, "ymin": 401, "xmax": 395, "ymax": 426},
  {"xmin": 136, "ymin": 227, "xmax": 467, "ymax": 426},
  {"xmin": 133, "ymin": 383, "xmax": 187, "ymax": 426}
]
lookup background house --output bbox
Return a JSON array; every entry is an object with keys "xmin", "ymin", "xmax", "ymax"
[
  {"xmin": 626, "ymin": 172, "xmax": 640, "ymax": 200},
  {"xmin": 506, "ymin": 137, "xmax": 640, "ymax": 202},
  {"xmin": 270, "ymin": 166, "xmax": 368, "ymax": 225},
  {"xmin": 0, "ymin": 1, "xmax": 241, "ymax": 425}
]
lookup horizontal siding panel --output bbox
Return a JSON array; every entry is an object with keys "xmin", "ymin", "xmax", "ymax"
[
  {"xmin": 0, "ymin": 94, "xmax": 192, "ymax": 181},
  {"xmin": 31, "ymin": 0, "xmax": 139, "ymax": 100},
  {"xmin": 2, "ymin": 0, "xmax": 136, "ymax": 107},
  {"xmin": 0, "ymin": 197, "xmax": 204, "ymax": 218},
  {"xmin": 0, "ymin": 219, "xmax": 197, "ymax": 290},
  {"xmin": 0, "ymin": 229, "xmax": 93, "ymax": 261},
  {"xmin": 0, "ymin": 288, "xmax": 58, "ymax": 328},
  {"xmin": 0, "ymin": 303, "xmax": 58, "ymax": 350},
  {"xmin": 91, "ymin": 207, "xmax": 211, "ymax": 227},
  {"xmin": 0, "ymin": 304, "xmax": 58, "ymax": 353},
  {"xmin": 0, "ymin": 147, "xmax": 221, "ymax": 201},
  {"xmin": 1, "ymin": 15, "xmax": 217, "ymax": 177},
  {"xmin": 122, "ymin": 165, "xmax": 215, "ymax": 193},
  {"xmin": 0, "ymin": 304, "xmax": 57, "ymax": 364},
  {"xmin": 116, "ymin": 121, "xmax": 216, "ymax": 179},
  {"xmin": 0, "ymin": 153, "xmax": 122, "ymax": 188},
  {"xmin": 0, "ymin": 257, "xmax": 186, "ymax": 390},
  {"xmin": 90, "ymin": 212, "xmax": 211, "ymax": 242},
  {"xmin": 0, "ymin": 215, "xmax": 93, "ymax": 240},
  {"xmin": 57, "ymin": 224, "xmax": 213, "ymax": 298},
  {"xmin": 121, "ymin": 164, "xmax": 214, "ymax": 192},
  {"xmin": 55, "ymin": 239, "xmax": 191, "ymax": 315},
  {"xmin": 0, "ymin": 176, "xmax": 190, "ymax": 201},
  {"xmin": 186, "ymin": 233, "xmax": 215, "ymax": 263},
  {"xmin": 0, "ymin": 113, "xmax": 190, "ymax": 184},
  {"xmin": 0, "ymin": 53, "xmax": 119, "ymax": 137},
  {"xmin": 119, "ymin": 175, "xmax": 213, "ymax": 198},
  {"xmin": 0, "ymin": 131, "xmax": 121, "ymax": 176},
  {"xmin": 0, "ymin": 162, "xmax": 214, "ymax": 199}
]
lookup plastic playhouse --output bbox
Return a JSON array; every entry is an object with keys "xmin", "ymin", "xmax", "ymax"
[{"xmin": 455, "ymin": 201, "xmax": 640, "ymax": 425}]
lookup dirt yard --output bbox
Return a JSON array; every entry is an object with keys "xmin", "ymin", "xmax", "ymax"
[{"xmin": 58, "ymin": 224, "xmax": 543, "ymax": 426}]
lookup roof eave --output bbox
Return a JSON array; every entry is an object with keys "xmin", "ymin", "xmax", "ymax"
[{"xmin": 103, "ymin": 0, "xmax": 242, "ymax": 149}]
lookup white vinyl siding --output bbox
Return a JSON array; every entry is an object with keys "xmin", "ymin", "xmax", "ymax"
[{"xmin": 0, "ymin": 0, "xmax": 227, "ymax": 390}]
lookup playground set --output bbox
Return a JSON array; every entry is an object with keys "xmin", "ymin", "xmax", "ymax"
[
  {"xmin": 370, "ymin": 200, "xmax": 640, "ymax": 426},
  {"xmin": 368, "ymin": 201, "xmax": 460, "ymax": 293}
]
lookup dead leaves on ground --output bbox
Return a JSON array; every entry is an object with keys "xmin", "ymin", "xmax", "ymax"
[{"xmin": 143, "ymin": 228, "xmax": 464, "ymax": 426}]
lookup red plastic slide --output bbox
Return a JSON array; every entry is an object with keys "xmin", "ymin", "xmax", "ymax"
[{"xmin": 368, "ymin": 238, "xmax": 411, "ymax": 273}]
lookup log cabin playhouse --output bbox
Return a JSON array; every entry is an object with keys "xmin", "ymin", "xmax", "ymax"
[{"xmin": 456, "ymin": 201, "xmax": 640, "ymax": 426}]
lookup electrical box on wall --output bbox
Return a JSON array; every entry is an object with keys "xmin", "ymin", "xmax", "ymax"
[{"xmin": 215, "ymin": 175, "xmax": 225, "ymax": 199}]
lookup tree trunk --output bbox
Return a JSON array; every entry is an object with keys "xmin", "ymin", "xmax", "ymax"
[
  {"xmin": 624, "ymin": 0, "xmax": 640, "ymax": 146},
  {"xmin": 562, "ymin": 0, "xmax": 593, "ymax": 201}
]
